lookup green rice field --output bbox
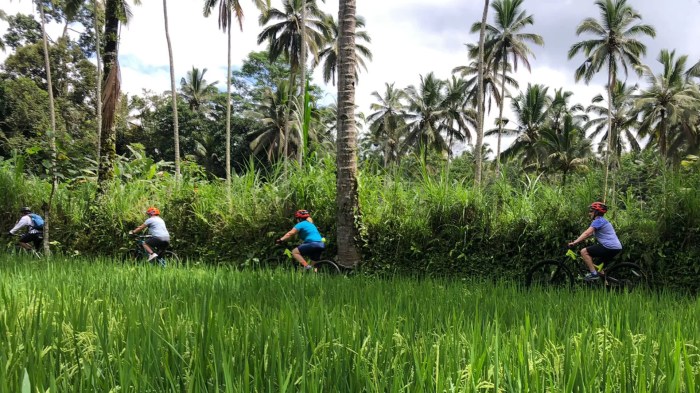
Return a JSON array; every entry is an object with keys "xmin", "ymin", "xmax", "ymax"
[{"xmin": 0, "ymin": 255, "xmax": 698, "ymax": 392}]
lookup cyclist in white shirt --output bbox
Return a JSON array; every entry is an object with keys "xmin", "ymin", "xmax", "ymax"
[
  {"xmin": 8, "ymin": 207, "xmax": 43, "ymax": 250},
  {"xmin": 129, "ymin": 206, "xmax": 170, "ymax": 262}
]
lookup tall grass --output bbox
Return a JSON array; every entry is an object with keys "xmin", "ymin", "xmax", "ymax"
[
  {"xmin": 0, "ymin": 256, "xmax": 698, "ymax": 391},
  {"xmin": 2, "ymin": 153, "xmax": 700, "ymax": 290}
]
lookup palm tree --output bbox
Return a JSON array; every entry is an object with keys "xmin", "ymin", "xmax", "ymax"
[
  {"xmin": 98, "ymin": 0, "xmax": 141, "ymax": 188},
  {"xmin": 316, "ymin": 14, "xmax": 372, "ymax": 86},
  {"xmin": 568, "ymin": 0, "xmax": 655, "ymax": 198},
  {"xmin": 366, "ymin": 82, "xmax": 408, "ymax": 167},
  {"xmin": 203, "ymin": 0, "xmax": 267, "ymax": 189},
  {"xmin": 180, "ymin": 67, "xmax": 219, "ymax": 112},
  {"xmin": 635, "ymin": 50, "xmax": 700, "ymax": 160},
  {"xmin": 474, "ymin": 0, "xmax": 489, "ymax": 185},
  {"xmin": 403, "ymin": 73, "xmax": 452, "ymax": 159},
  {"xmin": 336, "ymin": 0, "xmax": 361, "ymax": 267},
  {"xmin": 585, "ymin": 81, "xmax": 640, "ymax": 155},
  {"xmin": 248, "ymin": 82, "xmax": 293, "ymax": 162},
  {"xmin": 538, "ymin": 115, "xmax": 592, "ymax": 185},
  {"xmin": 472, "ymin": 0, "xmax": 544, "ymax": 175},
  {"xmin": 493, "ymin": 83, "xmax": 550, "ymax": 166},
  {"xmin": 548, "ymin": 88, "xmax": 587, "ymax": 133},
  {"xmin": 443, "ymin": 76, "xmax": 476, "ymax": 159},
  {"xmin": 162, "ymin": 0, "xmax": 180, "ymax": 178}
]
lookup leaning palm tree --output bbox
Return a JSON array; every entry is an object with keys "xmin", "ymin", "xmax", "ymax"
[
  {"xmin": 568, "ymin": 0, "xmax": 655, "ymax": 199},
  {"xmin": 585, "ymin": 80, "xmax": 640, "ymax": 155},
  {"xmin": 257, "ymin": 0, "xmax": 329, "ymax": 165},
  {"xmin": 335, "ymin": 0, "xmax": 361, "ymax": 267},
  {"xmin": 471, "ymin": 0, "xmax": 544, "ymax": 175},
  {"xmin": 316, "ymin": 14, "xmax": 372, "ymax": 86},
  {"xmin": 203, "ymin": 0, "xmax": 268, "ymax": 188},
  {"xmin": 366, "ymin": 82, "xmax": 408, "ymax": 167},
  {"xmin": 180, "ymin": 67, "xmax": 219, "ymax": 112},
  {"xmin": 473, "ymin": 0, "xmax": 489, "ymax": 185},
  {"xmin": 635, "ymin": 50, "xmax": 700, "ymax": 160}
]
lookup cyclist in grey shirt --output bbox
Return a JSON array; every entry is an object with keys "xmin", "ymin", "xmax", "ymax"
[{"xmin": 129, "ymin": 206, "xmax": 170, "ymax": 261}]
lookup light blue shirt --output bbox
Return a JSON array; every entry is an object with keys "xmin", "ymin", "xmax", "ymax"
[
  {"xmin": 294, "ymin": 220, "xmax": 322, "ymax": 243},
  {"xmin": 591, "ymin": 217, "xmax": 622, "ymax": 250}
]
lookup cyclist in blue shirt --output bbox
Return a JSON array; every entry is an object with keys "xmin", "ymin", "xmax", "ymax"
[
  {"xmin": 568, "ymin": 202, "xmax": 623, "ymax": 281},
  {"xmin": 276, "ymin": 210, "xmax": 325, "ymax": 270}
]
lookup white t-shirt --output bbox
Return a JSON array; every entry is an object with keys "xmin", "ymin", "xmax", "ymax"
[
  {"xmin": 10, "ymin": 215, "xmax": 40, "ymax": 235},
  {"xmin": 144, "ymin": 216, "xmax": 170, "ymax": 241}
]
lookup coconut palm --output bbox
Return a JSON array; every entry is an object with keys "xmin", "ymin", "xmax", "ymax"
[
  {"xmin": 257, "ymin": 0, "xmax": 329, "ymax": 164},
  {"xmin": 538, "ymin": 115, "xmax": 593, "ymax": 185},
  {"xmin": 366, "ymin": 82, "xmax": 408, "ymax": 167},
  {"xmin": 162, "ymin": 0, "xmax": 180, "ymax": 178},
  {"xmin": 336, "ymin": 0, "xmax": 361, "ymax": 267},
  {"xmin": 248, "ymin": 82, "xmax": 293, "ymax": 162},
  {"xmin": 443, "ymin": 76, "xmax": 476, "ymax": 158},
  {"xmin": 473, "ymin": 0, "xmax": 489, "ymax": 185},
  {"xmin": 180, "ymin": 67, "xmax": 219, "ymax": 112},
  {"xmin": 316, "ymin": 14, "xmax": 372, "ymax": 86},
  {"xmin": 203, "ymin": 0, "xmax": 268, "ymax": 188},
  {"xmin": 471, "ymin": 0, "xmax": 544, "ymax": 175},
  {"xmin": 635, "ymin": 50, "xmax": 700, "ymax": 160},
  {"xmin": 403, "ymin": 73, "xmax": 451, "ymax": 159},
  {"xmin": 568, "ymin": 0, "xmax": 655, "ymax": 197},
  {"xmin": 585, "ymin": 81, "xmax": 640, "ymax": 155},
  {"xmin": 548, "ymin": 88, "xmax": 587, "ymax": 133}
]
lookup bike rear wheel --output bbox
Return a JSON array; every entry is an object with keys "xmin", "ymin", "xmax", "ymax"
[
  {"xmin": 526, "ymin": 260, "xmax": 574, "ymax": 289},
  {"xmin": 312, "ymin": 260, "xmax": 341, "ymax": 275},
  {"xmin": 159, "ymin": 250, "xmax": 181, "ymax": 268},
  {"xmin": 603, "ymin": 262, "xmax": 647, "ymax": 291}
]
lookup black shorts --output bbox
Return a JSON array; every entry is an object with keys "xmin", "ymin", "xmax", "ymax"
[
  {"xmin": 20, "ymin": 233, "xmax": 43, "ymax": 249},
  {"xmin": 145, "ymin": 237, "xmax": 170, "ymax": 252},
  {"xmin": 585, "ymin": 244, "xmax": 621, "ymax": 261}
]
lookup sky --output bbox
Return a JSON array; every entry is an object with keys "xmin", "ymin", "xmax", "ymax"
[{"xmin": 2, "ymin": 0, "xmax": 700, "ymax": 152}]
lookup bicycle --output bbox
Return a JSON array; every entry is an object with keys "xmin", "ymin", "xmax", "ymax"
[
  {"xmin": 525, "ymin": 247, "xmax": 648, "ymax": 291},
  {"xmin": 271, "ymin": 242, "xmax": 341, "ymax": 274},
  {"xmin": 5, "ymin": 234, "xmax": 43, "ymax": 259},
  {"xmin": 124, "ymin": 234, "xmax": 180, "ymax": 268}
]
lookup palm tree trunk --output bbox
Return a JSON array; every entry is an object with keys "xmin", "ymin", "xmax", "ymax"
[
  {"xmin": 163, "ymin": 0, "xmax": 180, "ymax": 179},
  {"xmin": 94, "ymin": 0, "xmax": 102, "ymax": 167},
  {"xmin": 38, "ymin": 1, "xmax": 57, "ymax": 256},
  {"xmin": 283, "ymin": 71, "xmax": 295, "ymax": 171},
  {"xmin": 336, "ymin": 0, "xmax": 361, "ymax": 268},
  {"xmin": 474, "ymin": 0, "xmax": 489, "ymax": 186},
  {"xmin": 660, "ymin": 111, "xmax": 667, "ymax": 160},
  {"xmin": 298, "ymin": 0, "xmax": 306, "ymax": 166},
  {"xmin": 495, "ymin": 53, "xmax": 507, "ymax": 177},
  {"xmin": 225, "ymin": 25, "xmax": 232, "ymax": 191},
  {"xmin": 602, "ymin": 61, "xmax": 613, "ymax": 203},
  {"xmin": 97, "ymin": 0, "xmax": 120, "ymax": 190}
]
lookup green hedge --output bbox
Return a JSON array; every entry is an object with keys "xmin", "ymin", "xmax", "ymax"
[{"xmin": 2, "ymin": 155, "xmax": 699, "ymax": 291}]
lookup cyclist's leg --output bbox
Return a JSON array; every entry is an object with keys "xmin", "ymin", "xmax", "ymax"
[
  {"xmin": 580, "ymin": 246, "xmax": 598, "ymax": 273},
  {"xmin": 18, "ymin": 233, "xmax": 36, "ymax": 251},
  {"xmin": 585, "ymin": 245, "xmax": 620, "ymax": 274},
  {"xmin": 291, "ymin": 245, "xmax": 311, "ymax": 267}
]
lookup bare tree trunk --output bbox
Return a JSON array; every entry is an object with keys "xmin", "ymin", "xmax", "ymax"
[
  {"xmin": 602, "ymin": 61, "xmax": 613, "ymax": 203},
  {"xmin": 94, "ymin": 0, "xmax": 102, "ymax": 167},
  {"xmin": 163, "ymin": 0, "xmax": 180, "ymax": 179},
  {"xmin": 336, "ymin": 0, "xmax": 361, "ymax": 268},
  {"xmin": 474, "ymin": 0, "xmax": 489, "ymax": 186},
  {"xmin": 225, "ymin": 25, "xmax": 232, "ymax": 190},
  {"xmin": 38, "ymin": 1, "xmax": 57, "ymax": 256},
  {"xmin": 495, "ymin": 53, "xmax": 506, "ymax": 177}
]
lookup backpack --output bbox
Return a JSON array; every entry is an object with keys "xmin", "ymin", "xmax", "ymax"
[{"xmin": 29, "ymin": 213, "xmax": 44, "ymax": 230}]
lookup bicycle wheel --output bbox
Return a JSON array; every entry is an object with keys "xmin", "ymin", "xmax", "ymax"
[
  {"xmin": 160, "ymin": 251, "xmax": 181, "ymax": 268},
  {"xmin": 526, "ymin": 260, "xmax": 574, "ymax": 289},
  {"xmin": 603, "ymin": 263, "xmax": 647, "ymax": 291},
  {"xmin": 312, "ymin": 260, "xmax": 341, "ymax": 275}
]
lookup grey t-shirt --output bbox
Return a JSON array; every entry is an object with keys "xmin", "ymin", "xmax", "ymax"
[{"xmin": 144, "ymin": 216, "xmax": 170, "ymax": 241}]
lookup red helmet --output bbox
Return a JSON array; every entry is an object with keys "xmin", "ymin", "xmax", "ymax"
[
  {"xmin": 294, "ymin": 209, "xmax": 310, "ymax": 219},
  {"xmin": 589, "ymin": 202, "xmax": 608, "ymax": 215},
  {"xmin": 146, "ymin": 207, "xmax": 160, "ymax": 216}
]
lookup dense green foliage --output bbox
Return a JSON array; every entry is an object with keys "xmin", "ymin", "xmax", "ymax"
[
  {"xmin": 0, "ymin": 257, "xmax": 698, "ymax": 391},
  {"xmin": 2, "ymin": 152, "xmax": 700, "ymax": 291}
]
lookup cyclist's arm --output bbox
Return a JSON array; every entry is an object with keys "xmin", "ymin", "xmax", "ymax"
[
  {"xmin": 9, "ymin": 216, "xmax": 31, "ymax": 235},
  {"xmin": 130, "ymin": 224, "xmax": 148, "ymax": 234},
  {"xmin": 278, "ymin": 228, "xmax": 298, "ymax": 242},
  {"xmin": 571, "ymin": 227, "xmax": 595, "ymax": 245}
]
